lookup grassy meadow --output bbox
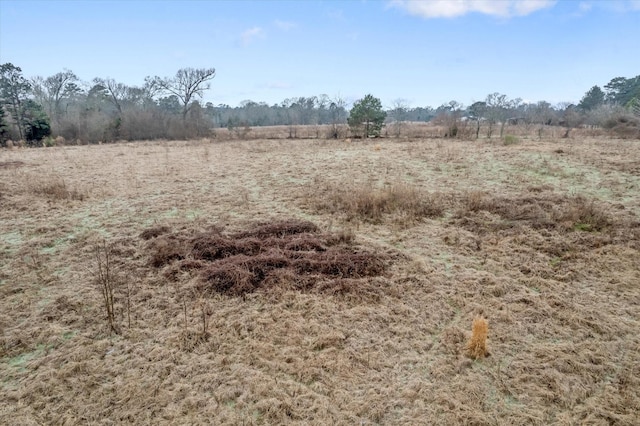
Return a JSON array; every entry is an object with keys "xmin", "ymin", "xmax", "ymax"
[{"xmin": 1, "ymin": 131, "xmax": 639, "ymax": 424}]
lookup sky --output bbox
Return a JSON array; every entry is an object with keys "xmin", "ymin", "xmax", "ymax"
[{"xmin": 1, "ymin": 0, "xmax": 639, "ymax": 109}]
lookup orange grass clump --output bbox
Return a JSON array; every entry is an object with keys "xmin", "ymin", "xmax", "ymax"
[{"xmin": 467, "ymin": 316, "xmax": 489, "ymax": 359}]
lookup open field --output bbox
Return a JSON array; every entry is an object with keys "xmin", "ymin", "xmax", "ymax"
[{"xmin": 1, "ymin": 134, "xmax": 639, "ymax": 424}]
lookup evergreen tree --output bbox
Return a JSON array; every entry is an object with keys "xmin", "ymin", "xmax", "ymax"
[
  {"xmin": 0, "ymin": 63, "xmax": 32, "ymax": 141},
  {"xmin": 604, "ymin": 76, "xmax": 640, "ymax": 106},
  {"xmin": 22, "ymin": 99, "xmax": 51, "ymax": 143},
  {"xmin": 348, "ymin": 94, "xmax": 386, "ymax": 138},
  {"xmin": 0, "ymin": 106, "xmax": 9, "ymax": 145},
  {"xmin": 578, "ymin": 85, "xmax": 605, "ymax": 111}
]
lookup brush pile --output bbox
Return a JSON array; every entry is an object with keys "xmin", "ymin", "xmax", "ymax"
[{"xmin": 143, "ymin": 219, "xmax": 389, "ymax": 296}]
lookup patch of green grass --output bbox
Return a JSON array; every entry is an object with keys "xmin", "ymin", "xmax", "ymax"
[
  {"xmin": 0, "ymin": 377, "xmax": 17, "ymax": 392},
  {"xmin": 0, "ymin": 231, "xmax": 23, "ymax": 245},
  {"xmin": 573, "ymin": 222, "xmax": 594, "ymax": 232},
  {"xmin": 185, "ymin": 209, "xmax": 204, "ymax": 220},
  {"xmin": 7, "ymin": 347, "xmax": 43, "ymax": 370},
  {"xmin": 550, "ymin": 257, "xmax": 562, "ymax": 267},
  {"xmin": 53, "ymin": 267, "xmax": 70, "ymax": 278},
  {"xmin": 0, "ymin": 232, "xmax": 23, "ymax": 255},
  {"xmin": 503, "ymin": 135, "xmax": 519, "ymax": 145},
  {"xmin": 37, "ymin": 297, "xmax": 52, "ymax": 308},
  {"xmin": 162, "ymin": 207, "xmax": 179, "ymax": 218},
  {"xmin": 62, "ymin": 331, "xmax": 77, "ymax": 340},
  {"xmin": 40, "ymin": 234, "xmax": 75, "ymax": 255}
]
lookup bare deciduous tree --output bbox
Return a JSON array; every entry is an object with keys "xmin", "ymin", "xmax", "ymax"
[
  {"xmin": 389, "ymin": 98, "xmax": 409, "ymax": 137},
  {"xmin": 93, "ymin": 78, "xmax": 128, "ymax": 113},
  {"xmin": 31, "ymin": 70, "xmax": 78, "ymax": 123},
  {"xmin": 329, "ymin": 95, "xmax": 347, "ymax": 138},
  {"xmin": 154, "ymin": 67, "xmax": 216, "ymax": 121}
]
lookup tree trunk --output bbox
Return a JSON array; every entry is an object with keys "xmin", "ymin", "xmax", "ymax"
[{"xmin": 11, "ymin": 97, "xmax": 24, "ymax": 141}]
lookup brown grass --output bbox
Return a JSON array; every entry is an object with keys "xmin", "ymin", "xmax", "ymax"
[
  {"xmin": 457, "ymin": 192, "xmax": 616, "ymax": 231},
  {"xmin": 309, "ymin": 180, "xmax": 445, "ymax": 224},
  {"xmin": 0, "ymin": 161, "xmax": 26, "ymax": 169},
  {"xmin": 29, "ymin": 175, "xmax": 87, "ymax": 201},
  {"xmin": 1, "ymin": 133, "xmax": 639, "ymax": 424}
]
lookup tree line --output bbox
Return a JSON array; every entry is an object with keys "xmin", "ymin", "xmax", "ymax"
[{"xmin": 1, "ymin": 62, "xmax": 638, "ymax": 146}]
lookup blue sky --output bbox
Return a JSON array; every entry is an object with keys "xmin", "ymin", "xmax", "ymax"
[{"xmin": 1, "ymin": 0, "xmax": 639, "ymax": 109}]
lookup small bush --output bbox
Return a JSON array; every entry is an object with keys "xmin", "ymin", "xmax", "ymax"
[
  {"xmin": 463, "ymin": 191, "xmax": 488, "ymax": 212},
  {"xmin": 560, "ymin": 196, "xmax": 611, "ymax": 232},
  {"xmin": 604, "ymin": 113, "xmax": 640, "ymax": 138},
  {"xmin": 43, "ymin": 136, "xmax": 56, "ymax": 147},
  {"xmin": 31, "ymin": 177, "xmax": 87, "ymax": 201},
  {"xmin": 503, "ymin": 134, "xmax": 519, "ymax": 145},
  {"xmin": 140, "ymin": 225, "xmax": 171, "ymax": 240},
  {"xmin": 312, "ymin": 181, "xmax": 445, "ymax": 224},
  {"xmin": 457, "ymin": 193, "xmax": 611, "ymax": 233}
]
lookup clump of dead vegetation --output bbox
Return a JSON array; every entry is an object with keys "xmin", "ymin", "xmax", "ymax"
[
  {"xmin": 457, "ymin": 191, "xmax": 613, "ymax": 232},
  {"xmin": 0, "ymin": 161, "xmax": 26, "ymax": 169},
  {"xmin": 308, "ymin": 181, "xmax": 445, "ymax": 224},
  {"xmin": 467, "ymin": 316, "xmax": 489, "ymax": 359},
  {"xmin": 144, "ymin": 219, "xmax": 389, "ymax": 297},
  {"xmin": 451, "ymin": 190, "xmax": 640, "ymax": 267},
  {"xmin": 29, "ymin": 176, "xmax": 87, "ymax": 201},
  {"xmin": 604, "ymin": 113, "xmax": 640, "ymax": 139}
]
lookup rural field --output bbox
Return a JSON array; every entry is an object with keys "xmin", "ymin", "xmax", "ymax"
[{"xmin": 1, "ymin": 132, "xmax": 639, "ymax": 424}]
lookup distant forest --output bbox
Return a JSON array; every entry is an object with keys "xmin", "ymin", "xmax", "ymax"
[{"xmin": 1, "ymin": 62, "xmax": 639, "ymax": 145}]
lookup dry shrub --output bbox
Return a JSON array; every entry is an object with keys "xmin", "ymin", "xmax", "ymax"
[
  {"xmin": 463, "ymin": 190, "xmax": 488, "ymax": 212},
  {"xmin": 148, "ymin": 236, "xmax": 186, "ymax": 267},
  {"xmin": 30, "ymin": 177, "xmax": 86, "ymax": 201},
  {"xmin": 467, "ymin": 316, "xmax": 489, "ymax": 359},
  {"xmin": 457, "ymin": 193, "xmax": 612, "ymax": 232},
  {"xmin": 453, "ymin": 193, "xmax": 626, "ymax": 259},
  {"xmin": 311, "ymin": 181, "xmax": 445, "ymax": 224},
  {"xmin": 558, "ymin": 196, "xmax": 611, "ymax": 232},
  {"xmin": 604, "ymin": 114, "xmax": 640, "ymax": 139},
  {"xmin": 139, "ymin": 225, "xmax": 171, "ymax": 240},
  {"xmin": 144, "ymin": 219, "xmax": 389, "ymax": 297}
]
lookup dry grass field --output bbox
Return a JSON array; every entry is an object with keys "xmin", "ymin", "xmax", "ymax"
[{"xmin": 1, "ymin": 133, "xmax": 639, "ymax": 424}]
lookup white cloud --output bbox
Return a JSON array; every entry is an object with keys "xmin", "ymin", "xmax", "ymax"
[
  {"xmin": 576, "ymin": 0, "xmax": 640, "ymax": 13},
  {"xmin": 389, "ymin": 0, "xmax": 556, "ymax": 18},
  {"xmin": 274, "ymin": 20, "xmax": 297, "ymax": 31},
  {"xmin": 578, "ymin": 2, "xmax": 593, "ymax": 13},
  {"xmin": 327, "ymin": 8, "xmax": 346, "ymax": 22},
  {"xmin": 513, "ymin": 0, "xmax": 555, "ymax": 15},
  {"xmin": 240, "ymin": 27, "xmax": 264, "ymax": 46},
  {"xmin": 627, "ymin": 0, "xmax": 640, "ymax": 10}
]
